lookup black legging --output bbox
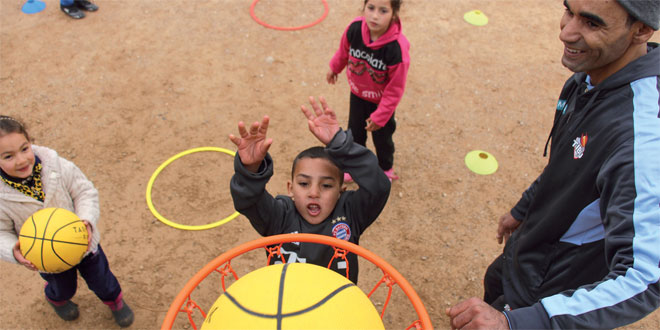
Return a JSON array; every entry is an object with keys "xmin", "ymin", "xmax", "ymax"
[{"xmin": 348, "ymin": 93, "xmax": 396, "ymax": 171}]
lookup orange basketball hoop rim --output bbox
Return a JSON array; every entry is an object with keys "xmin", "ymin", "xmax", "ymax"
[{"xmin": 162, "ymin": 233, "xmax": 432, "ymax": 330}]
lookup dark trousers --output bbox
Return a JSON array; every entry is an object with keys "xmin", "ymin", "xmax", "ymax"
[
  {"xmin": 484, "ymin": 254, "xmax": 507, "ymax": 311},
  {"xmin": 40, "ymin": 244, "xmax": 121, "ymax": 303},
  {"xmin": 348, "ymin": 93, "xmax": 396, "ymax": 171}
]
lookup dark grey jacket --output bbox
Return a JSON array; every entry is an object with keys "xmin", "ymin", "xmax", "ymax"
[
  {"xmin": 504, "ymin": 43, "xmax": 660, "ymax": 329},
  {"xmin": 230, "ymin": 129, "xmax": 390, "ymax": 284}
]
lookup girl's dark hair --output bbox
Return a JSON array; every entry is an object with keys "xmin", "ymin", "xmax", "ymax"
[
  {"xmin": 0, "ymin": 115, "xmax": 30, "ymax": 141},
  {"xmin": 291, "ymin": 146, "xmax": 344, "ymax": 185},
  {"xmin": 363, "ymin": 0, "xmax": 402, "ymax": 21}
]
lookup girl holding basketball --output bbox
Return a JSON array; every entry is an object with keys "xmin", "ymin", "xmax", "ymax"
[
  {"xmin": 326, "ymin": 0, "xmax": 410, "ymax": 182},
  {"xmin": 0, "ymin": 116, "xmax": 133, "ymax": 327}
]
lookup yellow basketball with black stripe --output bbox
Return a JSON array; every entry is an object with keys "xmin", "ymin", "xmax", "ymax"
[
  {"xmin": 19, "ymin": 208, "xmax": 88, "ymax": 273},
  {"xmin": 201, "ymin": 263, "xmax": 384, "ymax": 329}
]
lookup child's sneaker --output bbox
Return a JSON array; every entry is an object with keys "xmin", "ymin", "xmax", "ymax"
[
  {"xmin": 60, "ymin": 4, "xmax": 85, "ymax": 19},
  {"xmin": 47, "ymin": 299, "xmax": 79, "ymax": 321},
  {"xmin": 384, "ymin": 168, "xmax": 399, "ymax": 182},
  {"xmin": 343, "ymin": 172, "xmax": 353, "ymax": 183},
  {"xmin": 74, "ymin": 0, "xmax": 98, "ymax": 11},
  {"xmin": 110, "ymin": 299, "xmax": 134, "ymax": 328}
]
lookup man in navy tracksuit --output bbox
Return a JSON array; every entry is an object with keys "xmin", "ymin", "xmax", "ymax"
[{"xmin": 448, "ymin": 1, "xmax": 660, "ymax": 329}]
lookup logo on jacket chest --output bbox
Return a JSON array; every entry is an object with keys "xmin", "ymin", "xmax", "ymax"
[
  {"xmin": 572, "ymin": 133, "xmax": 588, "ymax": 159},
  {"xmin": 331, "ymin": 216, "xmax": 351, "ymax": 241}
]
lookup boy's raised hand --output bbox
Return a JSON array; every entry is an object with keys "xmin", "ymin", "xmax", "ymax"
[
  {"xmin": 301, "ymin": 96, "xmax": 340, "ymax": 145},
  {"xmin": 229, "ymin": 115, "xmax": 273, "ymax": 173}
]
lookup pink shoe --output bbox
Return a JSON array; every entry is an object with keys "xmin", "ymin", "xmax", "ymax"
[
  {"xmin": 384, "ymin": 168, "xmax": 399, "ymax": 182},
  {"xmin": 343, "ymin": 173, "xmax": 353, "ymax": 183}
]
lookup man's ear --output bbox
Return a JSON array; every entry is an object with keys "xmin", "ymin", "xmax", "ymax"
[{"xmin": 632, "ymin": 22, "xmax": 655, "ymax": 44}]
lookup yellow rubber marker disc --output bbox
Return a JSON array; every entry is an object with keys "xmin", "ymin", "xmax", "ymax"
[
  {"xmin": 146, "ymin": 147, "xmax": 240, "ymax": 231},
  {"xmin": 465, "ymin": 150, "xmax": 498, "ymax": 175},
  {"xmin": 464, "ymin": 10, "xmax": 488, "ymax": 26}
]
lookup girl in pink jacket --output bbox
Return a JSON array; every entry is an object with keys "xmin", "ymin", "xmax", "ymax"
[
  {"xmin": 327, "ymin": 0, "xmax": 410, "ymax": 182},
  {"xmin": 0, "ymin": 116, "xmax": 133, "ymax": 327}
]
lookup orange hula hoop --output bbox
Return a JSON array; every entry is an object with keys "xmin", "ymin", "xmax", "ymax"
[
  {"xmin": 161, "ymin": 233, "xmax": 432, "ymax": 329},
  {"xmin": 249, "ymin": 0, "xmax": 329, "ymax": 31}
]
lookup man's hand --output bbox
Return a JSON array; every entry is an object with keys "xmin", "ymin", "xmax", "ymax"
[
  {"xmin": 301, "ymin": 96, "xmax": 340, "ymax": 145},
  {"xmin": 446, "ymin": 297, "xmax": 509, "ymax": 330},
  {"xmin": 497, "ymin": 212, "xmax": 521, "ymax": 244},
  {"xmin": 229, "ymin": 115, "xmax": 273, "ymax": 173}
]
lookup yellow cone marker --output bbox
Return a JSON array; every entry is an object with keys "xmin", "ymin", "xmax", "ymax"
[
  {"xmin": 465, "ymin": 150, "xmax": 498, "ymax": 175},
  {"xmin": 464, "ymin": 10, "xmax": 488, "ymax": 26}
]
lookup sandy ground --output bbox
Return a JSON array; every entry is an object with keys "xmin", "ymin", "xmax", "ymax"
[{"xmin": 1, "ymin": 0, "xmax": 659, "ymax": 328}]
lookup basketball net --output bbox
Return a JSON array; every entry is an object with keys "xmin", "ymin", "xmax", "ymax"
[{"xmin": 161, "ymin": 234, "xmax": 432, "ymax": 330}]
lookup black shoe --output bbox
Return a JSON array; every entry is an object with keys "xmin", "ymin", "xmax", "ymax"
[
  {"xmin": 47, "ymin": 300, "xmax": 80, "ymax": 321},
  {"xmin": 60, "ymin": 4, "xmax": 85, "ymax": 19},
  {"xmin": 75, "ymin": 0, "xmax": 98, "ymax": 11},
  {"xmin": 111, "ymin": 299, "xmax": 134, "ymax": 328}
]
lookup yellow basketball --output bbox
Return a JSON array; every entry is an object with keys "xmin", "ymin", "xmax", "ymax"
[
  {"xmin": 19, "ymin": 208, "xmax": 89, "ymax": 273},
  {"xmin": 201, "ymin": 263, "xmax": 384, "ymax": 329}
]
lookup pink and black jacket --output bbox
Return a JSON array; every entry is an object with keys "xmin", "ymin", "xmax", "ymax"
[{"xmin": 329, "ymin": 17, "xmax": 410, "ymax": 127}]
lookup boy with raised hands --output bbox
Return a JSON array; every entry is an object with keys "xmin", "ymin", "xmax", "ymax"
[{"xmin": 229, "ymin": 96, "xmax": 391, "ymax": 283}]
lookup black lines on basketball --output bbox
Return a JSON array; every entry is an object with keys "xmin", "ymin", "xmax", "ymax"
[
  {"xmin": 50, "ymin": 221, "xmax": 87, "ymax": 268},
  {"xmin": 277, "ymin": 283, "xmax": 354, "ymax": 318},
  {"xmin": 276, "ymin": 263, "xmax": 290, "ymax": 329},
  {"xmin": 39, "ymin": 208, "xmax": 57, "ymax": 271},
  {"xmin": 205, "ymin": 306, "xmax": 218, "ymax": 324},
  {"xmin": 220, "ymin": 263, "xmax": 356, "ymax": 329},
  {"xmin": 19, "ymin": 215, "xmax": 38, "ymax": 257}
]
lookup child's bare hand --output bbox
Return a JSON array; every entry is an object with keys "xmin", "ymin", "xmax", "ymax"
[
  {"xmin": 326, "ymin": 70, "xmax": 338, "ymax": 84},
  {"xmin": 229, "ymin": 115, "xmax": 273, "ymax": 173},
  {"xmin": 13, "ymin": 241, "xmax": 38, "ymax": 272},
  {"xmin": 301, "ymin": 96, "xmax": 340, "ymax": 145},
  {"xmin": 365, "ymin": 118, "xmax": 382, "ymax": 132},
  {"xmin": 82, "ymin": 220, "xmax": 93, "ymax": 251}
]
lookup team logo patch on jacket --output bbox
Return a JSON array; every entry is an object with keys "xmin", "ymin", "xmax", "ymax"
[
  {"xmin": 332, "ymin": 223, "xmax": 351, "ymax": 241},
  {"xmin": 572, "ymin": 133, "xmax": 588, "ymax": 159}
]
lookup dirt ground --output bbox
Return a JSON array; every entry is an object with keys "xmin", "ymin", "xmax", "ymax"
[{"xmin": 1, "ymin": 0, "xmax": 659, "ymax": 328}]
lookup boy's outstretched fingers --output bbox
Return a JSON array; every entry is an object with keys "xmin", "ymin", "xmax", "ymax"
[
  {"xmin": 301, "ymin": 96, "xmax": 340, "ymax": 145},
  {"xmin": 228, "ymin": 121, "xmax": 245, "ymax": 147},
  {"xmin": 229, "ymin": 115, "xmax": 273, "ymax": 173},
  {"xmin": 317, "ymin": 96, "xmax": 336, "ymax": 116}
]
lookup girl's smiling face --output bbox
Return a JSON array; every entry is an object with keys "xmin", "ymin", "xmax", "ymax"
[{"xmin": 0, "ymin": 132, "xmax": 35, "ymax": 179}]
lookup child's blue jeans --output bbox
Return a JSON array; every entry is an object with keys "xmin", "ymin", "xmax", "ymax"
[
  {"xmin": 60, "ymin": 0, "xmax": 75, "ymax": 6},
  {"xmin": 40, "ymin": 244, "xmax": 122, "ymax": 305}
]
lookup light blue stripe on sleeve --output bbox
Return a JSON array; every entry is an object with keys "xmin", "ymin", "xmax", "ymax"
[{"xmin": 542, "ymin": 76, "xmax": 660, "ymax": 317}]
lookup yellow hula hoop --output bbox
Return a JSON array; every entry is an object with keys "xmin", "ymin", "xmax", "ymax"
[{"xmin": 146, "ymin": 147, "xmax": 240, "ymax": 231}]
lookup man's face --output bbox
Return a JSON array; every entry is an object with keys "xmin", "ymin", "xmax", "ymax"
[
  {"xmin": 559, "ymin": 0, "xmax": 637, "ymax": 84},
  {"xmin": 287, "ymin": 157, "xmax": 343, "ymax": 225}
]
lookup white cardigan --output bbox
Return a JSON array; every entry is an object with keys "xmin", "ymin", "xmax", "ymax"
[{"xmin": 0, "ymin": 145, "xmax": 101, "ymax": 266}]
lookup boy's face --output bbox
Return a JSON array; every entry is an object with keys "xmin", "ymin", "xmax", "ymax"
[{"xmin": 287, "ymin": 157, "xmax": 344, "ymax": 225}]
